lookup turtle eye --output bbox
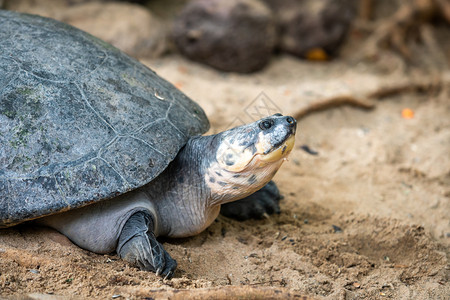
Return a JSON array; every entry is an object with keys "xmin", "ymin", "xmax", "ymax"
[{"xmin": 259, "ymin": 119, "xmax": 274, "ymax": 130}]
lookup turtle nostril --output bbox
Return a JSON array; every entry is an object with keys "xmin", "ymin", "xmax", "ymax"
[{"xmin": 286, "ymin": 116, "xmax": 295, "ymax": 124}]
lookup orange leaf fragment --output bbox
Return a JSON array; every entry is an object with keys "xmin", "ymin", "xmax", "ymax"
[
  {"xmin": 401, "ymin": 108, "xmax": 414, "ymax": 119},
  {"xmin": 305, "ymin": 48, "xmax": 329, "ymax": 61}
]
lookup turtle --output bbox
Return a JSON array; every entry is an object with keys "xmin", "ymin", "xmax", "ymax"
[{"xmin": 0, "ymin": 10, "xmax": 297, "ymax": 278}]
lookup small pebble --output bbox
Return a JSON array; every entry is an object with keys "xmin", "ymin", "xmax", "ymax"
[
  {"xmin": 281, "ymin": 235, "xmax": 288, "ymax": 241},
  {"xmin": 226, "ymin": 273, "xmax": 233, "ymax": 285},
  {"xmin": 112, "ymin": 295, "xmax": 121, "ymax": 299},
  {"xmin": 304, "ymin": 219, "xmax": 309, "ymax": 224},
  {"xmin": 29, "ymin": 269, "xmax": 40, "ymax": 274},
  {"xmin": 300, "ymin": 145, "xmax": 319, "ymax": 156},
  {"xmin": 332, "ymin": 225, "xmax": 343, "ymax": 233},
  {"xmin": 401, "ymin": 181, "xmax": 413, "ymax": 189}
]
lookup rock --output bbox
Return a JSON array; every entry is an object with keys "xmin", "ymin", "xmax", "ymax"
[
  {"xmin": 60, "ymin": 2, "xmax": 167, "ymax": 58},
  {"xmin": 5, "ymin": 0, "xmax": 167, "ymax": 59},
  {"xmin": 4, "ymin": 0, "xmax": 69, "ymax": 19},
  {"xmin": 66, "ymin": 0, "xmax": 146, "ymax": 4},
  {"xmin": 173, "ymin": 0, "xmax": 276, "ymax": 73},
  {"xmin": 263, "ymin": 0, "xmax": 356, "ymax": 59}
]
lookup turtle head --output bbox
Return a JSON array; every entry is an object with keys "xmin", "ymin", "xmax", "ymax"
[
  {"xmin": 216, "ymin": 114, "xmax": 296, "ymax": 171},
  {"xmin": 206, "ymin": 114, "xmax": 297, "ymax": 203}
]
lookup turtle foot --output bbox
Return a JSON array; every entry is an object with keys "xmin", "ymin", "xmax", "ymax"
[
  {"xmin": 117, "ymin": 211, "xmax": 177, "ymax": 278},
  {"xmin": 220, "ymin": 181, "xmax": 282, "ymax": 221}
]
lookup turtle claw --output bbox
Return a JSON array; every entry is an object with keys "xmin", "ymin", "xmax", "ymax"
[
  {"xmin": 117, "ymin": 211, "xmax": 177, "ymax": 278},
  {"xmin": 220, "ymin": 181, "xmax": 282, "ymax": 221},
  {"xmin": 159, "ymin": 250, "xmax": 177, "ymax": 279},
  {"xmin": 163, "ymin": 271, "xmax": 173, "ymax": 281}
]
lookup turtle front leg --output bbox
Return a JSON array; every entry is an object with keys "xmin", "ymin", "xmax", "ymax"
[
  {"xmin": 117, "ymin": 211, "xmax": 177, "ymax": 278},
  {"xmin": 220, "ymin": 181, "xmax": 282, "ymax": 221}
]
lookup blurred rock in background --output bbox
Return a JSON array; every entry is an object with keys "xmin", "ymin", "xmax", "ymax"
[
  {"xmin": 66, "ymin": 0, "xmax": 146, "ymax": 3},
  {"xmin": 172, "ymin": 0, "xmax": 276, "ymax": 73},
  {"xmin": 4, "ymin": 0, "xmax": 168, "ymax": 58},
  {"xmin": 263, "ymin": 0, "xmax": 356, "ymax": 60},
  {"xmin": 61, "ymin": 2, "xmax": 167, "ymax": 58}
]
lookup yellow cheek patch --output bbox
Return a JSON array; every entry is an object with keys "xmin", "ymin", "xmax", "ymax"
[
  {"xmin": 255, "ymin": 131, "xmax": 272, "ymax": 154},
  {"xmin": 258, "ymin": 135, "xmax": 295, "ymax": 163}
]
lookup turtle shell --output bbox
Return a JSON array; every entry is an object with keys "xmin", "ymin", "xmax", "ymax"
[{"xmin": 0, "ymin": 10, "xmax": 209, "ymax": 227}]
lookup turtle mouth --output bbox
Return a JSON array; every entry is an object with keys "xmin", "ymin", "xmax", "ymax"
[
  {"xmin": 224, "ymin": 134, "xmax": 295, "ymax": 173},
  {"xmin": 238, "ymin": 133, "xmax": 295, "ymax": 171},
  {"xmin": 256, "ymin": 135, "xmax": 295, "ymax": 164}
]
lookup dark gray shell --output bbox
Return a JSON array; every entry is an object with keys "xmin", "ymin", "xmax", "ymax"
[{"xmin": 0, "ymin": 10, "xmax": 209, "ymax": 227}]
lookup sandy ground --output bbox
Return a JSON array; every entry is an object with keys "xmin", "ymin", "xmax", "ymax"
[{"xmin": 1, "ymin": 2, "xmax": 450, "ymax": 300}]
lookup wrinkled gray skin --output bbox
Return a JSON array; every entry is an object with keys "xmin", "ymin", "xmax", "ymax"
[{"xmin": 0, "ymin": 10, "xmax": 296, "ymax": 278}]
